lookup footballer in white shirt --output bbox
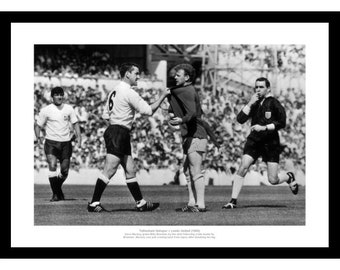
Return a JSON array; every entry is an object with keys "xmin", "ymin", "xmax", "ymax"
[
  {"xmin": 88, "ymin": 62, "xmax": 170, "ymax": 212},
  {"xmin": 35, "ymin": 87, "xmax": 82, "ymax": 201}
]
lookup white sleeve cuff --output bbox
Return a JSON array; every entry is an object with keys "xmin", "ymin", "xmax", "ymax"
[
  {"xmin": 242, "ymin": 105, "xmax": 251, "ymax": 115},
  {"xmin": 266, "ymin": 123, "xmax": 275, "ymax": 130}
]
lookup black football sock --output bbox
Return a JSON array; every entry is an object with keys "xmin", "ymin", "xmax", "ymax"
[
  {"xmin": 57, "ymin": 174, "xmax": 67, "ymax": 186},
  {"xmin": 126, "ymin": 181, "xmax": 143, "ymax": 202},
  {"xmin": 56, "ymin": 174, "xmax": 67, "ymax": 195},
  {"xmin": 91, "ymin": 178, "xmax": 108, "ymax": 203},
  {"xmin": 49, "ymin": 176, "xmax": 59, "ymax": 195}
]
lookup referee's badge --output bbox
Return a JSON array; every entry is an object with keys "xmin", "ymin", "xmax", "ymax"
[{"xmin": 265, "ymin": 111, "xmax": 271, "ymax": 119}]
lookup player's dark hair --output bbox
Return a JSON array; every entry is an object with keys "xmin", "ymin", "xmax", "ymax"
[
  {"xmin": 51, "ymin": 86, "xmax": 64, "ymax": 97},
  {"xmin": 256, "ymin": 77, "xmax": 271, "ymax": 88},
  {"xmin": 119, "ymin": 62, "xmax": 141, "ymax": 78},
  {"xmin": 174, "ymin": 63, "xmax": 196, "ymax": 83}
]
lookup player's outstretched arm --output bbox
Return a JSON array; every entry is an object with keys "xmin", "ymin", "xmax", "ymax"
[{"xmin": 149, "ymin": 88, "xmax": 171, "ymax": 115}]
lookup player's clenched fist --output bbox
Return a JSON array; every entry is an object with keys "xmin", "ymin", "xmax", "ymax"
[{"xmin": 159, "ymin": 87, "xmax": 171, "ymax": 97}]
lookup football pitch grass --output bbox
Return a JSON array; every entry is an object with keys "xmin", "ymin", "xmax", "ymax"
[{"xmin": 34, "ymin": 184, "xmax": 305, "ymax": 226}]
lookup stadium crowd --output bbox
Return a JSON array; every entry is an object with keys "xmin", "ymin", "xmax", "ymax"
[
  {"xmin": 34, "ymin": 45, "xmax": 305, "ymax": 182},
  {"xmin": 218, "ymin": 44, "xmax": 305, "ymax": 73}
]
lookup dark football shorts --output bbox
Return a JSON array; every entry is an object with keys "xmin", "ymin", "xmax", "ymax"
[
  {"xmin": 243, "ymin": 138, "xmax": 281, "ymax": 163},
  {"xmin": 44, "ymin": 139, "xmax": 73, "ymax": 161},
  {"xmin": 104, "ymin": 125, "xmax": 131, "ymax": 156}
]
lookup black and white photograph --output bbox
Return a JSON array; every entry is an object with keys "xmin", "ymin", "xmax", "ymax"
[
  {"xmin": 33, "ymin": 44, "xmax": 305, "ymax": 226},
  {"xmin": 5, "ymin": 10, "xmax": 335, "ymax": 266}
]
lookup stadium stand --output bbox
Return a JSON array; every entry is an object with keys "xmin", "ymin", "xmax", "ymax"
[{"xmin": 34, "ymin": 45, "xmax": 305, "ymax": 186}]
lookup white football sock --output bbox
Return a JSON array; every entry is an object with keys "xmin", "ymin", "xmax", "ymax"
[
  {"xmin": 231, "ymin": 174, "xmax": 244, "ymax": 199},
  {"xmin": 186, "ymin": 173, "xmax": 196, "ymax": 206},
  {"xmin": 193, "ymin": 173, "xmax": 205, "ymax": 208}
]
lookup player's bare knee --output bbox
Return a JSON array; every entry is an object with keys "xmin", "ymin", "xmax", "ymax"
[
  {"xmin": 268, "ymin": 175, "xmax": 279, "ymax": 185},
  {"xmin": 125, "ymin": 161, "xmax": 137, "ymax": 178},
  {"xmin": 125, "ymin": 170, "xmax": 136, "ymax": 179},
  {"xmin": 193, "ymin": 173, "xmax": 204, "ymax": 181},
  {"xmin": 48, "ymin": 165, "xmax": 58, "ymax": 171},
  {"xmin": 103, "ymin": 165, "xmax": 119, "ymax": 179},
  {"xmin": 60, "ymin": 169, "xmax": 69, "ymax": 179},
  {"xmin": 106, "ymin": 170, "xmax": 116, "ymax": 180},
  {"xmin": 237, "ymin": 167, "xmax": 248, "ymax": 177},
  {"xmin": 98, "ymin": 172, "xmax": 110, "ymax": 184},
  {"xmin": 189, "ymin": 166, "xmax": 201, "ymax": 178}
]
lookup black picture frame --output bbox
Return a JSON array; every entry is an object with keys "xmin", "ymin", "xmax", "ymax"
[{"xmin": 3, "ymin": 11, "xmax": 337, "ymax": 259}]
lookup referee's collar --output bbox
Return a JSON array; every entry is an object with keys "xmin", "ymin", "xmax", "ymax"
[{"xmin": 260, "ymin": 93, "xmax": 273, "ymax": 105}]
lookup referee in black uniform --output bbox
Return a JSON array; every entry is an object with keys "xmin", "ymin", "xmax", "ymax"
[{"xmin": 222, "ymin": 77, "xmax": 298, "ymax": 209}]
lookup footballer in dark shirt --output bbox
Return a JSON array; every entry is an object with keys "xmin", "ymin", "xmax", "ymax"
[{"xmin": 168, "ymin": 63, "xmax": 209, "ymax": 212}]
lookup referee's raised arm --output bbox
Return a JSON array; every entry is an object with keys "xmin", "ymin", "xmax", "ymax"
[{"xmin": 237, "ymin": 93, "xmax": 259, "ymax": 124}]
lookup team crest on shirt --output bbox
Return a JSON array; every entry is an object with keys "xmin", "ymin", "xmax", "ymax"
[
  {"xmin": 64, "ymin": 115, "xmax": 70, "ymax": 121},
  {"xmin": 265, "ymin": 111, "xmax": 271, "ymax": 119}
]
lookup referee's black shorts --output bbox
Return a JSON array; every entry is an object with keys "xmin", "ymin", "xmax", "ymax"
[
  {"xmin": 243, "ymin": 138, "xmax": 281, "ymax": 163},
  {"xmin": 44, "ymin": 139, "xmax": 73, "ymax": 161},
  {"xmin": 104, "ymin": 125, "xmax": 131, "ymax": 157}
]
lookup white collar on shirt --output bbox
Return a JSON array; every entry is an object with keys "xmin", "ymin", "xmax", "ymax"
[
  {"xmin": 120, "ymin": 80, "xmax": 132, "ymax": 88},
  {"xmin": 260, "ymin": 93, "xmax": 273, "ymax": 105}
]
